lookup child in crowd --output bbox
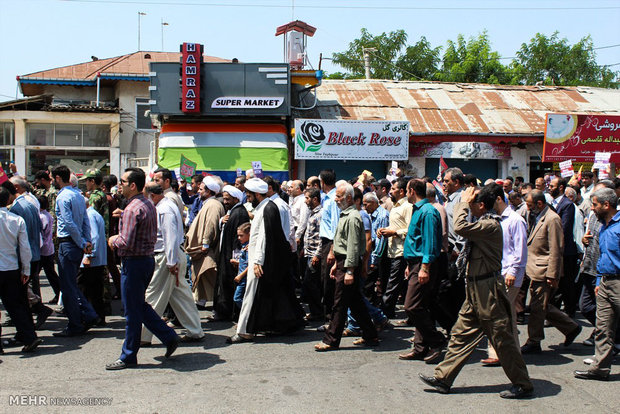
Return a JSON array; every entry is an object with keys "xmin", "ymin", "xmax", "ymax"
[{"xmin": 231, "ymin": 222, "xmax": 250, "ymax": 311}]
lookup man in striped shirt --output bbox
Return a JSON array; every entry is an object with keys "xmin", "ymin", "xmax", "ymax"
[{"xmin": 106, "ymin": 168, "xmax": 179, "ymax": 370}]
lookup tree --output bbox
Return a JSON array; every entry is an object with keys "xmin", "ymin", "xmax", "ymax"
[
  {"xmin": 331, "ymin": 28, "xmax": 407, "ymax": 79},
  {"xmin": 396, "ymin": 36, "xmax": 442, "ymax": 81},
  {"xmin": 510, "ymin": 32, "xmax": 618, "ymax": 87},
  {"xmin": 436, "ymin": 31, "xmax": 510, "ymax": 84}
]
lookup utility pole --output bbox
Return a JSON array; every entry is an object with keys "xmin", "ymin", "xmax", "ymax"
[
  {"xmin": 362, "ymin": 47, "xmax": 376, "ymax": 79},
  {"xmin": 138, "ymin": 12, "xmax": 146, "ymax": 51},
  {"xmin": 161, "ymin": 19, "xmax": 169, "ymax": 51}
]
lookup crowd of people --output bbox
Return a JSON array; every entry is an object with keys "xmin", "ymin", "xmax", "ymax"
[{"xmin": 0, "ymin": 162, "xmax": 618, "ymax": 397}]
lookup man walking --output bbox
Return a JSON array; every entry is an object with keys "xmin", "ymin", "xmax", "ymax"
[
  {"xmin": 520, "ymin": 190, "xmax": 581, "ymax": 354},
  {"xmin": 141, "ymin": 183, "xmax": 204, "ymax": 345},
  {"xmin": 51, "ymin": 165, "xmax": 100, "ymax": 337},
  {"xmin": 106, "ymin": 168, "xmax": 179, "ymax": 370},
  {"xmin": 575, "ymin": 188, "xmax": 620, "ymax": 381},
  {"xmin": 314, "ymin": 182, "xmax": 378, "ymax": 351},
  {"xmin": 419, "ymin": 185, "xmax": 533, "ymax": 399}
]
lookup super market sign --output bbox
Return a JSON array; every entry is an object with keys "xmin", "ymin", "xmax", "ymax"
[{"xmin": 294, "ymin": 119, "xmax": 409, "ymax": 160}]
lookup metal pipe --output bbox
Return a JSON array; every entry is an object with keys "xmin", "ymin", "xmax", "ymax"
[{"xmin": 96, "ymin": 75, "xmax": 100, "ymax": 107}]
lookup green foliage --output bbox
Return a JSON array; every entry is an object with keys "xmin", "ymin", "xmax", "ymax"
[{"xmin": 331, "ymin": 29, "xmax": 618, "ymax": 87}]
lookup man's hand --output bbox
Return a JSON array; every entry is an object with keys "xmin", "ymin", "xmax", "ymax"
[
  {"xmin": 311, "ymin": 256, "xmax": 320, "ymax": 267},
  {"xmin": 222, "ymin": 214, "xmax": 230, "ymax": 224},
  {"xmin": 377, "ymin": 227, "xmax": 396, "ymax": 238},
  {"xmin": 234, "ymin": 275, "xmax": 243, "ymax": 284},
  {"xmin": 330, "ymin": 263, "xmax": 337, "ymax": 279},
  {"xmin": 254, "ymin": 264, "xmax": 263, "ymax": 278},
  {"xmin": 108, "ymin": 235, "xmax": 118, "ymax": 249},
  {"xmin": 505, "ymin": 274, "xmax": 516, "ymax": 287},
  {"xmin": 168, "ymin": 263, "xmax": 179, "ymax": 277},
  {"xmin": 344, "ymin": 270, "xmax": 354, "ymax": 285},
  {"xmin": 21, "ymin": 274, "xmax": 29, "ymax": 284},
  {"xmin": 595, "ymin": 286, "xmax": 599, "ymax": 296},
  {"xmin": 582, "ymin": 231, "xmax": 593, "ymax": 247},
  {"xmin": 546, "ymin": 277, "xmax": 559, "ymax": 289},
  {"xmin": 418, "ymin": 267, "xmax": 430, "ymax": 284},
  {"xmin": 112, "ymin": 208, "xmax": 123, "ymax": 218},
  {"xmin": 230, "ymin": 258, "xmax": 239, "ymax": 267},
  {"xmin": 461, "ymin": 186, "xmax": 477, "ymax": 204},
  {"xmin": 82, "ymin": 256, "xmax": 92, "ymax": 267},
  {"xmin": 83, "ymin": 242, "xmax": 93, "ymax": 254},
  {"xmin": 327, "ymin": 250, "xmax": 336, "ymax": 266}
]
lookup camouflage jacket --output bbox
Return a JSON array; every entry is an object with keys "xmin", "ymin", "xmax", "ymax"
[{"xmin": 89, "ymin": 188, "xmax": 109, "ymax": 236}]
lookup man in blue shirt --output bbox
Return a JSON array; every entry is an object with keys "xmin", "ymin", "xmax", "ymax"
[
  {"xmin": 77, "ymin": 204, "xmax": 108, "ymax": 324},
  {"xmin": 575, "ymin": 187, "xmax": 620, "ymax": 381},
  {"xmin": 363, "ymin": 192, "xmax": 389, "ymax": 303},
  {"xmin": 52, "ymin": 165, "xmax": 100, "ymax": 337},
  {"xmin": 318, "ymin": 169, "xmax": 340, "ymax": 326},
  {"xmin": 399, "ymin": 179, "xmax": 445, "ymax": 363}
]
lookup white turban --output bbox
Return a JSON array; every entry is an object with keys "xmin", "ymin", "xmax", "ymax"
[
  {"xmin": 222, "ymin": 185, "xmax": 243, "ymax": 201},
  {"xmin": 203, "ymin": 176, "xmax": 220, "ymax": 194},
  {"xmin": 245, "ymin": 177, "xmax": 268, "ymax": 194}
]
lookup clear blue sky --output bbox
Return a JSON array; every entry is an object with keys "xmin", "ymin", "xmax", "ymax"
[{"xmin": 1, "ymin": 0, "xmax": 619, "ymax": 102}]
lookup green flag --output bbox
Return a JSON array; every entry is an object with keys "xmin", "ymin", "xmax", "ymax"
[{"xmin": 179, "ymin": 154, "xmax": 197, "ymax": 180}]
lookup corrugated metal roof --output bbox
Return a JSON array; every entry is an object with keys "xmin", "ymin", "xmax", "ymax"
[{"xmin": 302, "ymin": 79, "xmax": 620, "ymax": 136}]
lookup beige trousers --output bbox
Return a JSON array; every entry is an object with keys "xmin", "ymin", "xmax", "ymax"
[{"xmin": 488, "ymin": 284, "xmax": 520, "ymax": 359}]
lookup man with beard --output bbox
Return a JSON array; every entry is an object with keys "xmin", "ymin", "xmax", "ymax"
[
  {"xmin": 213, "ymin": 185, "xmax": 249, "ymax": 321},
  {"xmin": 34, "ymin": 170, "xmax": 57, "ymax": 216},
  {"xmin": 575, "ymin": 188, "xmax": 620, "ymax": 381},
  {"xmin": 185, "ymin": 177, "xmax": 225, "ymax": 308},
  {"xmin": 227, "ymin": 178, "xmax": 304, "ymax": 344}
]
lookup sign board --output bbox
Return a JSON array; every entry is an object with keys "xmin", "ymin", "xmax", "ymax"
[
  {"xmin": 294, "ymin": 119, "xmax": 409, "ymax": 161},
  {"xmin": 543, "ymin": 114, "xmax": 620, "ymax": 163},
  {"xmin": 559, "ymin": 160, "xmax": 574, "ymax": 178},
  {"xmin": 181, "ymin": 42, "xmax": 202, "ymax": 113},
  {"xmin": 409, "ymin": 141, "xmax": 511, "ymax": 159},
  {"xmin": 150, "ymin": 62, "xmax": 290, "ymax": 116},
  {"xmin": 179, "ymin": 154, "xmax": 197, "ymax": 180},
  {"xmin": 251, "ymin": 161, "xmax": 264, "ymax": 178}
]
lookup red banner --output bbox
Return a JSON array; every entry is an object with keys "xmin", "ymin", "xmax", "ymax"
[
  {"xmin": 543, "ymin": 114, "xmax": 620, "ymax": 163},
  {"xmin": 181, "ymin": 42, "xmax": 202, "ymax": 113},
  {"xmin": 0, "ymin": 166, "xmax": 7, "ymax": 185}
]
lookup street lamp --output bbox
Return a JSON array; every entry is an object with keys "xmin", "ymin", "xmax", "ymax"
[
  {"xmin": 161, "ymin": 19, "xmax": 169, "ymax": 51},
  {"xmin": 138, "ymin": 12, "xmax": 147, "ymax": 51}
]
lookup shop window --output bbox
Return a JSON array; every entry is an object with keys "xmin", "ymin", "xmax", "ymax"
[
  {"xmin": 83, "ymin": 124, "xmax": 110, "ymax": 147},
  {"xmin": 28, "ymin": 148, "xmax": 109, "ymax": 181},
  {"xmin": 0, "ymin": 148, "xmax": 14, "ymax": 171},
  {"xmin": 136, "ymin": 97, "xmax": 152, "ymax": 130},
  {"xmin": 55, "ymin": 124, "xmax": 83, "ymax": 146},
  {"xmin": 27, "ymin": 123, "xmax": 54, "ymax": 146},
  {"xmin": 0, "ymin": 122, "xmax": 14, "ymax": 146}
]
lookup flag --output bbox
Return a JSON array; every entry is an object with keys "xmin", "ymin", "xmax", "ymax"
[
  {"xmin": 179, "ymin": 154, "xmax": 197, "ymax": 180},
  {"xmin": 437, "ymin": 156, "xmax": 448, "ymax": 180},
  {"xmin": 575, "ymin": 165, "xmax": 583, "ymax": 181},
  {"xmin": 0, "ymin": 165, "xmax": 7, "ymax": 185}
]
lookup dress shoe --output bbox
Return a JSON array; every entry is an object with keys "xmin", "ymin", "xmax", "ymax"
[
  {"xmin": 499, "ymin": 385, "xmax": 534, "ymax": 399},
  {"xmin": 48, "ymin": 295, "xmax": 59, "ymax": 305},
  {"xmin": 520, "ymin": 342, "xmax": 542, "ymax": 354},
  {"xmin": 21, "ymin": 338, "xmax": 42, "ymax": 353},
  {"xmin": 424, "ymin": 347, "xmax": 444, "ymax": 364},
  {"xmin": 316, "ymin": 324, "xmax": 329, "ymax": 332},
  {"xmin": 418, "ymin": 374, "xmax": 450, "ymax": 394},
  {"xmin": 226, "ymin": 334, "xmax": 254, "ymax": 344},
  {"xmin": 165, "ymin": 336, "xmax": 179, "ymax": 358},
  {"xmin": 574, "ymin": 370, "xmax": 609, "ymax": 381},
  {"xmin": 564, "ymin": 325, "xmax": 582, "ymax": 347},
  {"xmin": 375, "ymin": 318, "xmax": 392, "ymax": 332},
  {"xmin": 82, "ymin": 317, "xmax": 103, "ymax": 333},
  {"xmin": 34, "ymin": 306, "xmax": 53, "ymax": 330},
  {"xmin": 583, "ymin": 357, "xmax": 595, "ymax": 365},
  {"xmin": 140, "ymin": 341, "xmax": 152, "ymax": 347},
  {"xmin": 105, "ymin": 359, "xmax": 137, "ymax": 370},
  {"xmin": 179, "ymin": 334, "xmax": 205, "ymax": 343},
  {"xmin": 53, "ymin": 329, "xmax": 77, "ymax": 338},
  {"xmin": 481, "ymin": 357, "xmax": 501, "ymax": 367},
  {"xmin": 399, "ymin": 350, "xmax": 427, "ymax": 361},
  {"xmin": 314, "ymin": 342, "xmax": 338, "ymax": 352}
]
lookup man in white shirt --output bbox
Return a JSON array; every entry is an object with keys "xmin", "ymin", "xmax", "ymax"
[
  {"xmin": 154, "ymin": 168, "xmax": 185, "ymax": 219},
  {"xmin": 141, "ymin": 182, "xmax": 204, "ymax": 345},
  {"xmin": 0, "ymin": 186, "xmax": 42, "ymax": 353},
  {"xmin": 289, "ymin": 180, "xmax": 310, "ymax": 246}
]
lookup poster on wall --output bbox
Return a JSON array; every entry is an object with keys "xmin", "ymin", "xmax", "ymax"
[
  {"xmin": 409, "ymin": 141, "xmax": 511, "ymax": 159},
  {"xmin": 294, "ymin": 119, "xmax": 409, "ymax": 160},
  {"xmin": 542, "ymin": 114, "xmax": 620, "ymax": 163}
]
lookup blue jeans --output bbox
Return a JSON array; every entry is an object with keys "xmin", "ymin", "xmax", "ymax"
[
  {"xmin": 347, "ymin": 291, "xmax": 387, "ymax": 333},
  {"xmin": 120, "ymin": 256, "xmax": 177, "ymax": 364},
  {"xmin": 57, "ymin": 241, "xmax": 98, "ymax": 333},
  {"xmin": 233, "ymin": 277, "xmax": 247, "ymax": 309}
]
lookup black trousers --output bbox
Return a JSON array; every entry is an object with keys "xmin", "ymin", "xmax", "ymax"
[
  {"xmin": 405, "ymin": 259, "xmax": 446, "ymax": 353},
  {"xmin": 382, "ymin": 256, "xmax": 407, "ymax": 318},
  {"xmin": 323, "ymin": 259, "xmax": 377, "ymax": 347},
  {"xmin": 0, "ymin": 270, "xmax": 37, "ymax": 344},
  {"xmin": 38, "ymin": 254, "xmax": 61, "ymax": 298},
  {"xmin": 77, "ymin": 266, "xmax": 106, "ymax": 320},
  {"xmin": 302, "ymin": 256, "xmax": 323, "ymax": 317},
  {"xmin": 107, "ymin": 244, "xmax": 121, "ymax": 296},
  {"xmin": 28, "ymin": 261, "xmax": 41, "ymax": 298},
  {"xmin": 320, "ymin": 239, "xmax": 335, "ymax": 321}
]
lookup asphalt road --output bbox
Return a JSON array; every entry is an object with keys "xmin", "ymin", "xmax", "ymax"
[{"xmin": 1, "ymin": 282, "xmax": 618, "ymax": 414}]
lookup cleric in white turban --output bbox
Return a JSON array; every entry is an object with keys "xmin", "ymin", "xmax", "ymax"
[
  {"xmin": 244, "ymin": 177, "xmax": 268, "ymax": 194},
  {"xmin": 222, "ymin": 185, "xmax": 243, "ymax": 202},
  {"xmin": 203, "ymin": 176, "xmax": 221, "ymax": 194}
]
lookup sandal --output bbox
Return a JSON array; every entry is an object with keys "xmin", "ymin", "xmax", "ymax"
[
  {"xmin": 353, "ymin": 338, "xmax": 380, "ymax": 347},
  {"xmin": 314, "ymin": 343, "xmax": 338, "ymax": 352},
  {"xmin": 226, "ymin": 334, "xmax": 254, "ymax": 344},
  {"xmin": 342, "ymin": 329, "xmax": 361, "ymax": 337}
]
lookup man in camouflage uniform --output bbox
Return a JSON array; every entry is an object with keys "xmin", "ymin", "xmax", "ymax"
[
  {"xmin": 34, "ymin": 170, "xmax": 58, "ymax": 217},
  {"xmin": 84, "ymin": 168, "xmax": 109, "ymax": 237}
]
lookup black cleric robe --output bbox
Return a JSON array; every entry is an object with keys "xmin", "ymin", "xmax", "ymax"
[
  {"xmin": 247, "ymin": 200, "xmax": 304, "ymax": 334},
  {"xmin": 214, "ymin": 202, "xmax": 250, "ymax": 319}
]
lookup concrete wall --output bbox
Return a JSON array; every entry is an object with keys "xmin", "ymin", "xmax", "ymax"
[
  {"xmin": 115, "ymin": 81, "xmax": 155, "ymax": 160},
  {"xmin": 43, "ymin": 84, "xmax": 115, "ymax": 102}
]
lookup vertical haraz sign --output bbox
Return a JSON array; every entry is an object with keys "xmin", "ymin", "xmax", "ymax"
[{"xmin": 181, "ymin": 42, "xmax": 203, "ymax": 113}]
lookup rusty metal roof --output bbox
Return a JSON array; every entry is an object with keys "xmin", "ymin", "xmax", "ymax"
[{"xmin": 303, "ymin": 79, "xmax": 620, "ymax": 136}]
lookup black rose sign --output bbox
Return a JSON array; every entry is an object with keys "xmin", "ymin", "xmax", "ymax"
[{"xmin": 297, "ymin": 121, "xmax": 325, "ymax": 152}]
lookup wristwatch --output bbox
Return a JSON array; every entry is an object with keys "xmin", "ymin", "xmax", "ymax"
[{"xmin": 346, "ymin": 269, "xmax": 354, "ymax": 275}]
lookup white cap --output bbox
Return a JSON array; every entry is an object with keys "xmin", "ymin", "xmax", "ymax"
[
  {"xmin": 245, "ymin": 177, "xmax": 268, "ymax": 194},
  {"xmin": 203, "ymin": 176, "xmax": 220, "ymax": 194},
  {"xmin": 222, "ymin": 185, "xmax": 243, "ymax": 201}
]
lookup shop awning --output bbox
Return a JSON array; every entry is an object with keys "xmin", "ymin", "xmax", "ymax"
[{"xmin": 411, "ymin": 134, "xmax": 542, "ymax": 144}]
